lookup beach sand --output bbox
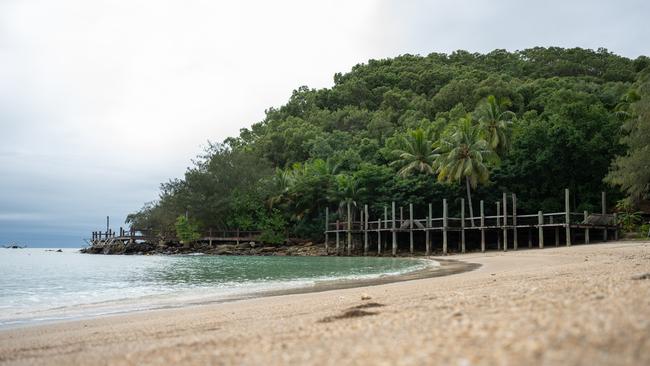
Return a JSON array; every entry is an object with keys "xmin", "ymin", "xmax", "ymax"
[{"xmin": 1, "ymin": 241, "xmax": 649, "ymax": 365}]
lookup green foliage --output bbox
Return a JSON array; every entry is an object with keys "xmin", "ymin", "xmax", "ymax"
[
  {"xmin": 174, "ymin": 215, "xmax": 201, "ymax": 244},
  {"xmin": 615, "ymin": 199, "xmax": 643, "ymax": 233},
  {"xmin": 605, "ymin": 72, "xmax": 650, "ymax": 203},
  {"xmin": 258, "ymin": 210, "xmax": 287, "ymax": 245},
  {"xmin": 127, "ymin": 47, "xmax": 644, "ymax": 241}
]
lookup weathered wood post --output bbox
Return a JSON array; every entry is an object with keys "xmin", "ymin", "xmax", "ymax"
[
  {"xmin": 538, "ymin": 211, "xmax": 544, "ymax": 248},
  {"xmin": 528, "ymin": 227, "xmax": 532, "ymax": 248},
  {"xmin": 325, "ymin": 208, "xmax": 329, "ymax": 253},
  {"xmin": 364, "ymin": 204, "xmax": 369, "ymax": 256},
  {"xmin": 335, "ymin": 220, "xmax": 340, "ymax": 254},
  {"xmin": 613, "ymin": 213, "xmax": 618, "ymax": 240},
  {"xmin": 392, "ymin": 202, "xmax": 397, "ymax": 256},
  {"xmin": 384, "ymin": 206, "xmax": 388, "ymax": 228},
  {"xmin": 377, "ymin": 218, "xmax": 382, "ymax": 255},
  {"xmin": 481, "ymin": 200, "xmax": 485, "ymax": 253},
  {"xmin": 502, "ymin": 193, "xmax": 508, "ymax": 252},
  {"xmin": 347, "ymin": 202, "xmax": 352, "ymax": 256},
  {"xmin": 209, "ymin": 229, "xmax": 213, "ymax": 247},
  {"xmin": 602, "ymin": 191, "xmax": 607, "ymax": 241},
  {"xmin": 496, "ymin": 201, "xmax": 501, "ymax": 250},
  {"xmin": 460, "ymin": 198, "xmax": 466, "ymax": 253},
  {"xmin": 384, "ymin": 206, "xmax": 388, "ymax": 252},
  {"xmin": 512, "ymin": 194, "xmax": 518, "ymax": 250},
  {"xmin": 583, "ymin": 210, "xmax": 590, "ymax": 244},
  {"xmin": 409, "ymin": 203, "xmax": 414, "ymax": 254},
  {"xmin": 426, "ymin": 203, "xmax": 432, "ymax": 256},
  {"xmin": 565, "ymin": 188, "xmax": 571, "ymax": 246},
  {"xmin": 442, "ymin": 199, "xmax": 448, "ymax": 255}
]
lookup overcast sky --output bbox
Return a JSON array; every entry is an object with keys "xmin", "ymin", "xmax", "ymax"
[{"xmin": 1, "ymin": 0, "xmax": 648, "ymax": 247}]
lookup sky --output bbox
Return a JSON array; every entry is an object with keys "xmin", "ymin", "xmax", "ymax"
[{"xmin": 1, "ymin": 0, "xmax": 648, "ymax": 247}]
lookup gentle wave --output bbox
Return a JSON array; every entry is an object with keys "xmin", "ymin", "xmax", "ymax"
[{"xmin": 0, "ymin": 249, "xmax": 436, "ymax": 328}]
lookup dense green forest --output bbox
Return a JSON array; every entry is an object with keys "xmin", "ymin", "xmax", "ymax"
[{"xmin": 126, "ymin": 47, "xmax": 650, "ymax": 243}]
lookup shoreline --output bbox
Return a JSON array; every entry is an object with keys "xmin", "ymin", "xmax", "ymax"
[
  {"xmin": 1, "ymin": 242, "xmax": 649, "ymax": 365},
  {"xmin": 0, "ymin": 257, "xmax": 477, "ymax": 331}
]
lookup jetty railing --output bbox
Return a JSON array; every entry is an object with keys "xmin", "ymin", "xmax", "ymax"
[
  {"xmin": 89, "ymin": 227, "xmax": 262, "ymax": 246},
  {"xmin": 324, "ymin": 189, "xmax": 618, "ymax": 256}
]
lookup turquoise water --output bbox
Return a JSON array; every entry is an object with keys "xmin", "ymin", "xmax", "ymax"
[{"xmin": 0, "ymin": 249, "xmax": 432, "ymax": 327}]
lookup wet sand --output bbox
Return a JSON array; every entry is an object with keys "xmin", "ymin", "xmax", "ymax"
[{"xmin": 1, "ymin": 241, "xmax": 649, "ymax": 365}]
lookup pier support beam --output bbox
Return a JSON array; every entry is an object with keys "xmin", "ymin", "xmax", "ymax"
[
  {"xmin": 443, "ymin": 199, "xmax": 448, "ymax": 255},
  {"xmin": 584, "ymin": 210, "xmax": 590, "ymax": 244},
  {"xmin": 565, "ymin": 188, "xmax": 571, "ymax": 246},
  {"xmin": 409, "ymin": 203, "xmax": 414, "ymax": 254},
  {"xmin": 602, "ymin": 191, "xmax": 607, "ymax": 242},
  {"xmin": 335, "ymin": 220, "xmax": 340, "ymax": 254},
  {"xmin": 503, "ymin": 193, "xmax": 508, "ymax": 252},
  {"xmin": 347, "ymin": 202, "xmax": 352, "ymax": 256},
  {"xmin": 426, "ymin": 203, "xmax": 432, "ymax": 256},
  {"xmin": 512, "ymin": 194, "xmax": 518, "ymax": 250},
  {"xmin": 480, "ymin": 200, "xmax": 485, "ymax": 253},
  {"xmin": 538, "ymin": 211, "xmax": 544, "ymax": 249},
  {"xmin": 392, "ymin": 202, "xmax": 397, "ymax": 256},
  {"xmin": 496, "ymin": 201, "xmax": 501, "ymax": 250},
  {"xmin": 377, "ymin": 218, "xmax": 382, "ymax": 255},
  {"xmin": 461, "ymin": 198, "xmax": 466, "ymax": 253},
  {"xmin": 364, "ymin": 204, "xmax": 369, "ymax": 256},
  {"xmin": 325, "ymin": 207, "xmax": 329, "ymax": 253}
]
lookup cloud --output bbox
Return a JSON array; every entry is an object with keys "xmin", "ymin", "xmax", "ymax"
[{"xmin": 0, "ymin": 0, "xmax": 647, "ymax": 246}]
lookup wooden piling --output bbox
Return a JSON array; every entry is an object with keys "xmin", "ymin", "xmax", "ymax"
[
  {"xmin": 377, "ymin": 218, "xmax": 382, "ymax": 255},
  {"xmin": 502, "ymin": 193, "xmax": 508, "ymax": 252},
  {"xmin": 538, "ymin": 211, "xmax": 544, "ymax": 248},
  {"xmin": 460, "ymin": 198, "xmax": 466, "ymax": 253},
  {"xmin": 481, "ymin": 200, "xmax": 485, "ymax": 253},
  {"xmin": 335, "ymin": 220, "xmax": 340, "ymax": 254},
  {"xmin": 384, "ymin": 206, "xmax": 388, "ymax": 228},
  {"xmin": 364, "ymin": 204, "xmax": 369, "ymax": 256},
  {"xmin": 409, "ymin": 203, "xmax": 414, "ymax": 254},
  {"xmin": 602, "ymin": 191, "xmax": 607, "ymax": 241},
  {"xmin": 528, "ymin": 227, "xmax": 532, "ymax": 248},
  {"xmin": 325, "ymin": 207, "xmax": 329, "ymax": 253},
  {"xmin": 565, "ymin": 188, "xmax": 571, "ymax": 246},
  {"xmin": 512, "ymin": 194, "xmax": 518, "ymax": 250},
  {"xmin": 347, "ymin": 202, "xmax": 352, "ymax": 256},
  {"xmin": 426, "ymin": 203, "xmax": 432, "ymax": 256},
  {"xmin": 496, "ymin": 201, "xmax": 501, "ymax": 250},
  {"xmin": 392, "ymin": 201, "xmax": 397, "ymax": 256},
  {"xmin": 442, "ymin": 199, "xmax": 448, "ymax": 255},
  {"xmin": 613, "ymin": 213, "xmax": 618, "ymax": 240},
  {"xmin": 584, "ymin": 210, "xmax": 590, "ymax": 244}
]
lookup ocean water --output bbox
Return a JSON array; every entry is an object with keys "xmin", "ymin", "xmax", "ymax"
[{"xmin": 0, "ymin": 248, "xmax": 433, "ymax": 328}]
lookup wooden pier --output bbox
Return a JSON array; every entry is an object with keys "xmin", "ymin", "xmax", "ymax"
[
  {"xmin": 89, "ymin": 228, "xmax": 262, "ymax": 247},
  {"xmin": 324, "ymin": 189, "xmax": 619, "ymax": 256}
]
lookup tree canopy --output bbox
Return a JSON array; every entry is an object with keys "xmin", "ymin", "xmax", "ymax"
[{"xmin": 127, "ymin": 47, "xmax": 648, "ymax": 241}]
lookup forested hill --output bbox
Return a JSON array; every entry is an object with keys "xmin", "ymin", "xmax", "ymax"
[{"xmin": 127, "ymin": 47, "xmax": 650, "ymax": 243}]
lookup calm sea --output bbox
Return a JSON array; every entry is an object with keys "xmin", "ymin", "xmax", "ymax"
[{"xmin": 0, "ymin": 248, "xmax": 432, "ymax": 328}]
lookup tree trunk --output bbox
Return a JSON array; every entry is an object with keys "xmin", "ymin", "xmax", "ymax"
[{"xmin": 466, "ymin": 176, "xmax": 475, "ymax": 227}]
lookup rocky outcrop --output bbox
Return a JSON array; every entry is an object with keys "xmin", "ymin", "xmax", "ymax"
[{"xmin": 81, "ymin": 240, "xmax": 328, "ymax": 256}]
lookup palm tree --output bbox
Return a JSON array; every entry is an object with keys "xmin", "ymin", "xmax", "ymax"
[
  {"xmin": 389, "ymin": 128, "xmax": 438, "ymax": 177},
  {"xmin": 476, "ymin": 95, "xmax": 515, "ymax": 155},
  {"xmin": 436, "ymin": 116, "xmax": 496, "ymax": 226}
]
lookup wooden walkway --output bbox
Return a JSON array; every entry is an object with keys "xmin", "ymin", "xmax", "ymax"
[
  {"xmin": 89, "ymin": 228, "xmax": 261, "ymax": 246},
  {"xmin": 324, "ymin": 189, "xmax": 619, "ymax": 256}
]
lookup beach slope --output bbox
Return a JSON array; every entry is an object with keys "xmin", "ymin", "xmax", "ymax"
[{"xmin": 1, "ymin": 242, "xmax": 649, "ymax": 365}]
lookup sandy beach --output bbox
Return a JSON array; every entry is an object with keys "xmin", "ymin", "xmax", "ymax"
[{"xmin": 1, "ymin": 241, "xmax": 649, "ymax": 365}]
